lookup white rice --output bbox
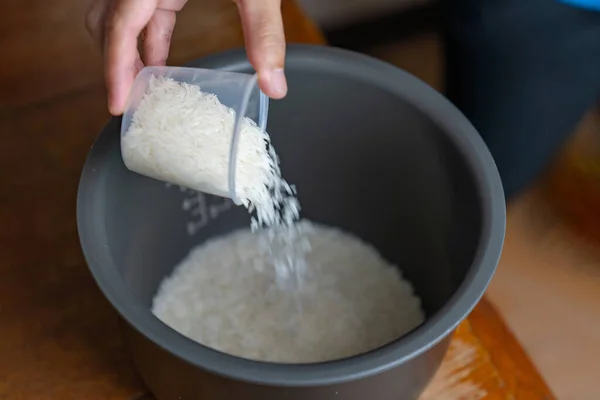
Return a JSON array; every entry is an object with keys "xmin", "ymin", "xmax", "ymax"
[
  {"xmin": 121, "ymin": 75, "xmax": 300, "ymax": 230},
  {"xmin": 152, "ymin": 220, "xmax": 425, "ymax": 363}
]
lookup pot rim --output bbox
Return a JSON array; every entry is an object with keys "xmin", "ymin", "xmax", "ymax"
[{"xmin": 77, "ymin": 44, "xmax": 505, "ymax": 387}]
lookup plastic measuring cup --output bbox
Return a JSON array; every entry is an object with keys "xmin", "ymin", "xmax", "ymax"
[{"xmin": 120, "ymin": 66, "xmax": 269, "ymax": 205}]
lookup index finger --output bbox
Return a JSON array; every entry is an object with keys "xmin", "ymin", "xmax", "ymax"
[
  {"xmin": 235, "ymin": 0, "xmax": 287, "ymax": 99},
  {"xmin": 104, "ymin": 0, "xmax": 158, "ymax": 115}
]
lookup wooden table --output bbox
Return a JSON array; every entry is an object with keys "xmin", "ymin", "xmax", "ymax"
[{"xmin": 0, "ymin": 1, "xmax": 554, "ymax": 399}]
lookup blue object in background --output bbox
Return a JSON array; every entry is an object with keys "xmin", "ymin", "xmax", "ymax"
[{"xmin": 559, "ymin": 0, "xmax": 600, "ymax": 11}]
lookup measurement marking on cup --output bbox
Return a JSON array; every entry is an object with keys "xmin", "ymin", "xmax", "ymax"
[{"xmin": 166, "ymin": 184, "xmax": 234, "ymax": 235}]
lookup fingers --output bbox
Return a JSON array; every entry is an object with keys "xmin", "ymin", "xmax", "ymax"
[
  {"xmin": 105, "ymin": 0, "xmax": 158, "ymax": 115},
  {"xmin": 140, "ymin": 0, "xmax": 187, "ymax": 66},
  {"xmin": 235, "ymin": 0, "xmax": 287, "ymax": 99},
  {"xmin": 85, "ymin": 0, "xmax": 110, "ymax": 47},
  {"xmin": 142, "ymin": 9, "xmax": 176, "ymax": 66},
  {"xmin": 157, "ymin": 0, "xmax": 188, "ymax": 11}
]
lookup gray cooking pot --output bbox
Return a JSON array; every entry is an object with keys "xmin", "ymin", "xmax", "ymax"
[{"xmin": 77, "ymin": 45, "xmax": 505, "ymax": 400}]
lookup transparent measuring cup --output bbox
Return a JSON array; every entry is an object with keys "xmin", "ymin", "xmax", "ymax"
[{"xmin": 120, "ymin": 66, "xmax": 269, "ymax": 205}]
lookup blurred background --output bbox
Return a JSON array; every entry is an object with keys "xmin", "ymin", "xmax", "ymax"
[
  {"xmin": 1, "ymin": 0, "xmax": 599, "ymax": 399},
  {"xmin": 300, "ymin": 0, "xmax": 429, "ymax": 29}
]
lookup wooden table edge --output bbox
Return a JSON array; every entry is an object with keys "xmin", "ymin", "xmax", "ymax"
[{"xmin": 468, "ymin": 298, "xmax": 557, "ymax": 399}]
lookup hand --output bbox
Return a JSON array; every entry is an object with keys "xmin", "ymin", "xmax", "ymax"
[{"xmin": 86, "ymin": 0, "xmax": 288, "ymax": 116}]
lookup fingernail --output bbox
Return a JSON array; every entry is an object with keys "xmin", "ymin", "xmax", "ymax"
[{"xmin": 270, "ymin": 68, "xmax": 287, "ymax": 97}]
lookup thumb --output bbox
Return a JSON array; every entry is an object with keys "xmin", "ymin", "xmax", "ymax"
[{"xmin": 235, "ymin": 0, "xmax": 287, "ymax": 99}]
